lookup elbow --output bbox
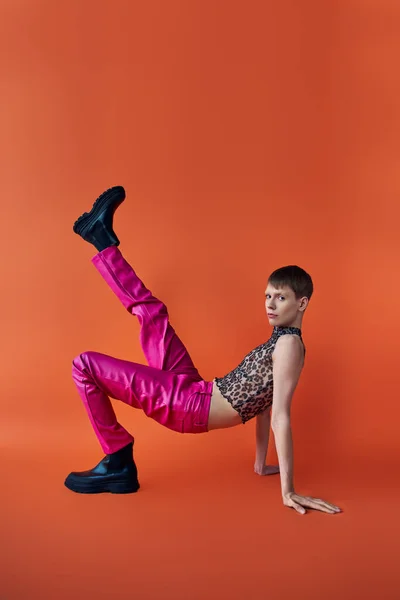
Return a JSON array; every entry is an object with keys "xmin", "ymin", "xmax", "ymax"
[{"xmin": 271, "ymin": 415, "xmax": 291, "ymax": 431}]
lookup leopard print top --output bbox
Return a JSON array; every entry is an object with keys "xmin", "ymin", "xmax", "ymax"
[{"xmin": 213, "ymin": 326, "xmax": 305, "ymax": 424}]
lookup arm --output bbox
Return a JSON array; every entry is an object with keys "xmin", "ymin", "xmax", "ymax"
[
  {"xmin": 270, "ymin": 337, "xmax": 343, "ymax": 515},
  {"xmin": 272, "ymin": 419, "xmax": 294, "ymax": 496},
  {"xmin": 254, "ymin": 406, "xmax": 272, "ymax": 473},
  {"xmin": 270, "ymin": 336, "xmax": 303, "ymax": 497}
]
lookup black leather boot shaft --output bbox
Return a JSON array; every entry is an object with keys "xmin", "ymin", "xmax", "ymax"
[
  {"xmin": 108, "ymin": 441, "xmax": 134, "ymax": 470},
  {"xmin": 84, "ymin": 220, "xmax": 120, "ymax": 252}
]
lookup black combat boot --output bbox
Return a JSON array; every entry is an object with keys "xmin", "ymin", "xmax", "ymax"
[
  {"xmin": 73, "ymin": 185, "xmax": 126, "ymax": 251},
  {"xmin": 64, "ymin": 441, "xmax": 140, "ymax": 494}
]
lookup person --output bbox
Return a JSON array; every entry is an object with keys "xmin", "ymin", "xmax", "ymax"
[{"xmin": 64, "ymin": 186, "xmax": 342, "ymax": 516}]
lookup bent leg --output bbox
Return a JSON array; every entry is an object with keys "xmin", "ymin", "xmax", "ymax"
[
  {"xmin": 92, "ymin": 246, "xmax": 202, "ymax": 378},
  {"xmin": 72, "ymin": 350, "xmax": 207, "ymax": 454}
]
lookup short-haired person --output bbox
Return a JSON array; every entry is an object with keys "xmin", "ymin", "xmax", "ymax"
[{"xmin": 65, "ymin": 186, "xmax": 342, "ymax": 516}]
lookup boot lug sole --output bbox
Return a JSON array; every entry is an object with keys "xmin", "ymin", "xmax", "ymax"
[
  {"xmin": 73, "ymin": 186, "xmax": 125, "ymax": 237},
  {"xmin": 64, "ymin": 478, "xmax": 140, "ymax": 494}
]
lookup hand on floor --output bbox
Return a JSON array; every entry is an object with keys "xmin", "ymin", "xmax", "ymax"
[
  {"xmin": 283, "ymin": 492, "xmax": 342, "ymax": 515},
  {"xmin": 254, "ymin": 464, "xmax": 280, "ymax": 476}
]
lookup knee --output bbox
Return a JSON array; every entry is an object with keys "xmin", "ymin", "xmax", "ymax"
[{"xmin": 72, "ymin": 351, "xmax": 93, "ymax": 375}]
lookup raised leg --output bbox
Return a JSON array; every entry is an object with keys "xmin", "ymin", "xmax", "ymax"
[{"xmin": 92, "ymin": 246, "xmax": 202, "ymax": 379}]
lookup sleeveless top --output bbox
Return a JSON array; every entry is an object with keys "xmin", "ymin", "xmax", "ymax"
[{"xmin": 214, "ymin": 326, "xmax": 306, "ymax": 424}]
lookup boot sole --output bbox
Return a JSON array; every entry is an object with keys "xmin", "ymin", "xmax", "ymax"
[
  {"xmin": 73, "ymin": 185, "xmax": 126, "ymax": 238},
  {"xmin": 64, "ymin": 476, "xmax": 140, "ymax": 494}
]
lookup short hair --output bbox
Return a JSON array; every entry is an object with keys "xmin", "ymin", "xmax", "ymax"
[{"xmin": 267, "ymin": 265, "xmax": 314, "ymax": 301}]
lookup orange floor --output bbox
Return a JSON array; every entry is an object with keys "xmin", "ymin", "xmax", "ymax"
[{"xmin": 2, "ymin": 413, "xmax": 398, "ymax": 600}]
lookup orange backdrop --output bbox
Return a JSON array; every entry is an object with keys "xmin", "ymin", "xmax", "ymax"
[{"xmin": 1, "ymin": 0, "xmax": 399, "ymax": 598}]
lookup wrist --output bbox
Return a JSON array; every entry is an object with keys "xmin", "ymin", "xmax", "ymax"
[{"xmin": 254, "ymin": 462, "xmax": 265, "ymax": 475}]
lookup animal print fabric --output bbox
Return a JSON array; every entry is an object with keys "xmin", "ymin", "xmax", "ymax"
[{"xmin": 214, "ymin": 326, "xmax": 305, "ymax": 424}]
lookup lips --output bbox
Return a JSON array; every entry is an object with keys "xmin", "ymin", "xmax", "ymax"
[{"xmin": 268, "ymin": 314, "xmax": 278, "ymax": 318}]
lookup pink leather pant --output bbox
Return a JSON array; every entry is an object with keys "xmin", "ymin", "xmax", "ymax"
[{"xmin": 71, "ymin": 246, "xmax": 213, "ymax": 454}]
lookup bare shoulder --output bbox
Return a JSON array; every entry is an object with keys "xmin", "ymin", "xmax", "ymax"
[{"xmin": 272, "ymin": 334, "xmax": 305, "ymax": 367}]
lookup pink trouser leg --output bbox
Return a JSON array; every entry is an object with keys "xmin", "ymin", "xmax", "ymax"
[{"xmin": 71, "ymin": 246, "xmax": 204, "ymax": 454}]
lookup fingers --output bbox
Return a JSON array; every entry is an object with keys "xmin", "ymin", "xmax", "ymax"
[
  {"xmin": 311, "ymin": 498, "xmax": 342, "ymax": 513},
  {"xmin": 293, "ymin": 503, "xmax": 306, "ymax": 515},
  {"xmin": 314, "ymin": 504, "xmax": 336, "ymax": 514},
  {"xmin": 295, "ymin": 495, "xmax": 341, "ymax": 514}
]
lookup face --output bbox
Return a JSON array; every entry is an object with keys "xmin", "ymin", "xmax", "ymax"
[{"xmin": 265, "ymin": 284, "xmax": 307, "ymax": 328}]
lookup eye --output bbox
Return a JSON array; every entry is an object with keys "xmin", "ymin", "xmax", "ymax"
[{"xmin": 265, "ymin": 294, "xmax": 285, "ymax": 300}]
